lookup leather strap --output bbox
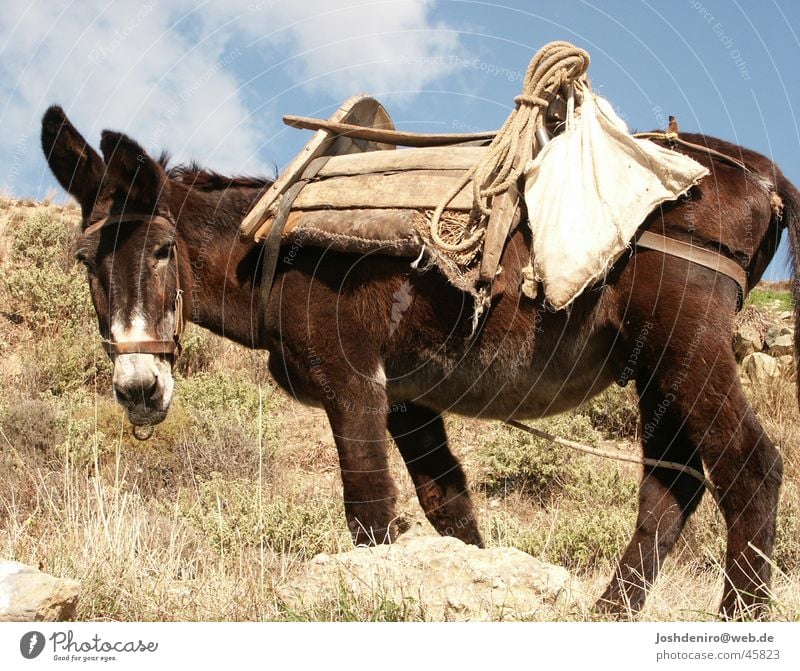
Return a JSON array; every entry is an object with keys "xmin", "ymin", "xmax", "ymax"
[
  {"xmin": 256, "ymin": 180, "xmax": 307, "ymax": 347},
  {"xmin": 635, "ymin": 230, "xmax": 748, "ymax": 307},
  {"xmin": 634, "ymin": 132, "xmax": 755, "ymax": 175},
  {"xmin": 84, "ymin": 213, "xmax": 175, "ymax": 237},
  {"xmin": 102, "ymin": 340, "xmax": 179, "ymax": 355}
]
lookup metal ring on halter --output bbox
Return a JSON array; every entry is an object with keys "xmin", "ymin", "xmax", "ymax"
[{"xmin": 132, "ymin": 424, "xmax": 155, "ymax": 441}]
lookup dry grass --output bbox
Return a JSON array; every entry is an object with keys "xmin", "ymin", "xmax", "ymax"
[{"xmin": 1, "ymin": 198, "xmax": 799, "ymax": 621}]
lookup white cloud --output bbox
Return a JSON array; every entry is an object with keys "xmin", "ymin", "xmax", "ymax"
[
  {"xmin": 0, "ymin": 0, "xmax": 463, "ymax": 197},
  {"xmin": 210, "ymin": 0, "xmax": 463, "ymax": 96},
  {"xmin": 0, "ymin": 0, "xmax": 266, "ymax": 195}
]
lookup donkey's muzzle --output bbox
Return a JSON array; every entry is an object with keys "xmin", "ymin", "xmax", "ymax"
[{"xmin": 112, "ymin": 354, "xmax": 171, "ymax": 426}]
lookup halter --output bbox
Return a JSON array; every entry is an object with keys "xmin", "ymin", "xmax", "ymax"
[{"xmin": 82, "ymin": 213, "xmax": 185, "ymax": 358}]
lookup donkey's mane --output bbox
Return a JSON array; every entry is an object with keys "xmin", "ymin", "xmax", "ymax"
[{"xmin": 165, "ymin": 158, "xmax": 273, "ymax": 192}]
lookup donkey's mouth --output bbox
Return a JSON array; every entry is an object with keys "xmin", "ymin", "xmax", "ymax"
[{"xmin": 125, "ymin": 406, "xmax": 169, "ymax": 427}]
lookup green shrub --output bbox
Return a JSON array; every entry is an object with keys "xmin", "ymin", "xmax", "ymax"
[
  {"xmin": 483, "ymin": 509, "xmax": 543, "ymax": 555},
  {"xmin": 543, "ymin": 504, "xmax": 633, "ymax": 570},
  {"xmin": 478, "ymin": 414, "xmax": 601, "ymax": 501},
  {"xmin": 175, "ymin": 371, "xmax": 280, "ymax": 446},
  {"xmin": 174, "ymin": 326, "xmax": 224, "ymax": 378},
  {"xmin": 485, "ymin": 502, "xmax": 633, "ymax": 572},
  {"xmin": 746, "ymin": 288, "xmax": 792, "ymax": 313},
  {"xmin": 31, "ymin": 326, "xmax": 111, "ymax": 396},
  {"xmin": 1, "ymin": 211, "xmax": 92, "ymax": 330},
  {"xmin": 562, "ymin": 461, "xmax": 638, "ymax": 508},
  {"xmin": 177, "ymin": 371, "xmax": 265, "ymax": 420}
]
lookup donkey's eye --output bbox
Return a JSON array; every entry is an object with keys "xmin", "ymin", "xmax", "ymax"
[
  {"xmin": 75, "ymin": 253, "xmax": 96, "ymax": 274},
  {"xmin": 154, "ymin": 244, "xmax": 172, "ymax": 261}
]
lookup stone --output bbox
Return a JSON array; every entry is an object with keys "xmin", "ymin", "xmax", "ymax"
[
  {"xmin": 280, "ymin": 531, "xmax": 584, "ymax": 621},
  {"xmin": 741, "ymin": 352, "xmax": 780, "ymax": 385},
  {"xmin": 766, "ymin": 333, "xmax": 794, "ymax": 357},
  {"xmin": 0, "ymin": 561, "xmax": 79, "ymax": 622},
  {"xmin": 764, "ymin": 324, "xmax": 792, "ymax": 350},
  {"xmin": 733, "ymin": 324, "xmax": 764, "ymax": 360}
]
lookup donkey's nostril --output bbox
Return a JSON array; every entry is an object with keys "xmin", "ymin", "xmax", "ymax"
[
  {"xmin": 114, "ymin": 383, "xmax": 132, "ymax": 404},
  {"xmin": 114, "ymin": 376, "xmax": 159, "ymax": 407}
]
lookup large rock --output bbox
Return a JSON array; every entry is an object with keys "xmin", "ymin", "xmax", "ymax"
[
  {"xmin": 280, "ymin": 531, "xmax": 583, "ymax": 620},
  {"xmin": 0, "ymin": 561, "xmax": 79, "ymax": 622},
  {"xmin": 733, "ymin": 324, "xmax": 764, "ymax": 360},
  {"xmin": 764, "ymin": 324, "xmax": 793, "ymax": 350},
  {"xmin": 741, "ymin": 352, "xmax": 781, "ymax": 385},
  {"xmin": 766, "ymin": 333, "xmax": 794, "ymax": 357}
]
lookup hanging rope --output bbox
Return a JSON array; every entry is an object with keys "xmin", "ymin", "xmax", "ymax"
[
  {"xmin": 505, "ymin": 419, "xmax": 720, "ymax": 504},
  {"xmin": 427, "ymin": 41, "xmax": 591, "ymax": 253}
]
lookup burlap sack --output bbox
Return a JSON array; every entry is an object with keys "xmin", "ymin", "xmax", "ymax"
[{"xmin": 523, "ymin": 88, "xmax": 709, "ymax": 309}]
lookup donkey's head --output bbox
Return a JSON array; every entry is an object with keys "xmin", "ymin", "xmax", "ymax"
[{"xmin": 41, "ymin": 106, "xmax": 183, "ymax": 427}]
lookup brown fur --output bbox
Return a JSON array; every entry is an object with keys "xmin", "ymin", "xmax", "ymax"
[{"xmin": 42, "ymin": 104, "xmax": 800, "ymax": 618}]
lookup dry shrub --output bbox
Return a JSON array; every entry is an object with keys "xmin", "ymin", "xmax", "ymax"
[
  {"xmin": 578, "ymin": 384, "xmax": 640, "ymax": 439},
  {"xmin": 177, "ymin": 474, "xmax": 347, "ymax": 558}
]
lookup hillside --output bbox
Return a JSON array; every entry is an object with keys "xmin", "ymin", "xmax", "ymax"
[{"xmin": 1, "ymin": 196, "xmax": 798, "ymax": 621}]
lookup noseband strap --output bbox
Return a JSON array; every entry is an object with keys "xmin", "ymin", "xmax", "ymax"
[{"xmin": 83, "ymin": 213, "xmax": 185, "ymax": 358}]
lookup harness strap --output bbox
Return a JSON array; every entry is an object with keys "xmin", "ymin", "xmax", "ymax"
[
  {"xmin": 633, "ymin": 131, "xmax": 755, "ymax": 175},
  {"xmin": 256, "ymin": 180, "xmax": 307, "ymax": 346},
  {"xmin": 103, "ymin": 340, "xmax": 179, "ymax": 356},
  {"xmin": 635, "ymin": 231, "xmax": 748, "ymax": 307}
]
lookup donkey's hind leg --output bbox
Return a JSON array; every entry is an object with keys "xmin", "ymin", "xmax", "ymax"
[
  {"xmin": 707, "ymin": 390, "xmax": 783, "ymax": 616},
  {"xmin": 599, "ymin": 313, "xmax": 782, "ymax": 617},
  {"xmin": 388, "ymin": 403, "xmax": 483, "ymax": 546},
  {"xmin": 597, "ymin": 384, "xmax": 706, "ymax": 615}
]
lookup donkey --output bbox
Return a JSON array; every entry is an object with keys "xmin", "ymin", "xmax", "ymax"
[{"xmin": 41, "ymin": 105, "xmax": 799, "ymax": 617}]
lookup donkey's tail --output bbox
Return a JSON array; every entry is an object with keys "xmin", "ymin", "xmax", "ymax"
[{"xmin": 777, "ymin": 174, "xmax": 800, "ymax": 406}]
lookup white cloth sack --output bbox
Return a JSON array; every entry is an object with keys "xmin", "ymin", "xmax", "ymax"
[{"xmin": 523, "ymin": 90, "xmax": 709, "ymax": 309}]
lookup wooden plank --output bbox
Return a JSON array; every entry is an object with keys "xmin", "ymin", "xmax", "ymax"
[
  {"xmin": 284, "ymin": 115, "xmax": 497, "ymax": 147},
  {"xmin": 239, "ymin": 95, "xmax": 395, "ymax": 240},
  {"xmin": 292, "ymin": 171, "xmax": 474, "ymax": 210},
  {"xmin": 479, "ymin": 184, "xmax": 520, "ymax": 282},
  {"xmin": 329, "ymin": 98, "xmax": 396, "ymax": 154},
  {"xmin": 307, "ymin": 146, "xmax": 486, "ymax": 177}
]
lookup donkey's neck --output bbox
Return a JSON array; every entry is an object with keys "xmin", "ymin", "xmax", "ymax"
[{"xmin": 173, "ymin": 183, "xmax": 268, "ymax": 348}]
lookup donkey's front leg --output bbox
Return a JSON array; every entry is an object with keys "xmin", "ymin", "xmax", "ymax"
[{"xmin": 323, "ymin": 384, "xmax": 399, "ymax": 546}]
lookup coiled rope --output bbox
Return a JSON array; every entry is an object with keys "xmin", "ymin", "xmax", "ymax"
[{"xmin": 428, "ymin": 41, "xmax": 591, "ymax": 253}]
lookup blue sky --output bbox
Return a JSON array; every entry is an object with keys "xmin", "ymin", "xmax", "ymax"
[{"xmin": 2, "ymin": 0, "xmax": 798, "ymax": 278}]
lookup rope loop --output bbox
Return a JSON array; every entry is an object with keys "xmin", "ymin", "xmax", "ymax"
[{"xmin": 428, "ymin": 41, "xmax": 591, "ymax": 253}]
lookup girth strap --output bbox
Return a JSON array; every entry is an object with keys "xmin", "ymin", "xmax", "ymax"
[{"xmin": 635, "ymin": 230, "xmax": 748, "ymax": 307}]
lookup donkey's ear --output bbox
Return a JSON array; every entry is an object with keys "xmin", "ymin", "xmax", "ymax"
[
  {"xmin": 41, "ymin": 105, "xmax": 104, "ymax": 211},
  {"xmin": 100, "ymin": 130, "xmax": 167, "ymax": 208}
]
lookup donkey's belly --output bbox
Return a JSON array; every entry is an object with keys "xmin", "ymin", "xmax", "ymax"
[{"xmin": 386, "ymin": 332, "xmax": 617, "ymax": 420}]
